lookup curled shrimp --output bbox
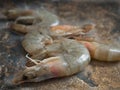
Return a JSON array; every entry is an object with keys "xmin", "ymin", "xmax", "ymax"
[
  {"xmin": 12, "ymin": 39, "xmax": 90, "ymax": 84},
  {"xmin": 50, "ymin": 25, "xmax": 120, "ymax": 61},
  {"xmin": 3, "ymin": 8, "xmax": 59, "ymax": 33}
]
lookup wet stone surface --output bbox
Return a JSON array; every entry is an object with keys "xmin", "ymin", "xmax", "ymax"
[{"xmin": 0, "ymin": 0, "xmax": 120, "ymax": 90}]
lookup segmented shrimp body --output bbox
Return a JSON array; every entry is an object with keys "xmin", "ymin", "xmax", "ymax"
[{"xmin": 4, "ymin": 8, "xmax": 59, "ymax": 33}]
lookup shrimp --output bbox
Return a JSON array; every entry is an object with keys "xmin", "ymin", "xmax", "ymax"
[
  {"xmin": 12, "ymin": 39, "xmax": 90, "ymax": 84},
  {"xmin": 50, "ymin": 25, "xmax": 120, "ymax": 61},
  {"xmin": 3, "ymin": 8, "xmax": 59, "ymax": 33}
]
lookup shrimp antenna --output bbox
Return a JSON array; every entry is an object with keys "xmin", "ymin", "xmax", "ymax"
[{"xmin": 26, "ymin": 54, "xmax": 38, "ymax": 65}]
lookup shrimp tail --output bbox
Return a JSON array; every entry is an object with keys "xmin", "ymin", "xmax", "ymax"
[{"xmin": 79, "ymin": 41, "xmax": 120, "ymax": 61}]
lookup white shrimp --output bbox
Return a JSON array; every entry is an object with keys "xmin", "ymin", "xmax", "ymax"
[
  {"xmin": 12, "ymin": 39, "xmax": 90, "ymax": 84},
  {"xmin": 50, "ymin": 25, "xmax": 120, "ymax": 61},
  {"xmin": 3, "ymin": 8, "xmax": 59, "ymax": 33}
]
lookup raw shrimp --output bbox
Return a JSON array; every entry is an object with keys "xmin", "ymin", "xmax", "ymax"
[
  {"xmin": 3, "ymin": 8, "xmax": 59, "ymax": 33},
  {"xmin": 12, "ymin": 39, "xmax": 90, "ymax": 84},
  {"xmin": 50, "ymin": 25, "xmax": 120, "ymax": 61}
]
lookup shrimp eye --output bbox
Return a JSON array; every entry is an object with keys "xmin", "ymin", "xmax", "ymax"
[
  {"xmin": 23, "ymin": 72, "xmax": 36, "ymax": 80},
  {"xmin": 39, "ymin": 32, "xmax": 42, "ymax": 34},
  {"xmin": 23, "ymin": 75, "xmax": 28, "ymax": 80}
]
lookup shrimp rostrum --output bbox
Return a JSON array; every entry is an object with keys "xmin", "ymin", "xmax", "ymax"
[{"xmin": 3, "ymin": 8, "xmax": 120, "ymax": 85}]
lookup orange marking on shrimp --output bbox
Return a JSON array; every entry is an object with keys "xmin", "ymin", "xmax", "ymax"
[{"xmin": 80, "ymin": 41, "xmax": 96, "ymax": 58}]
